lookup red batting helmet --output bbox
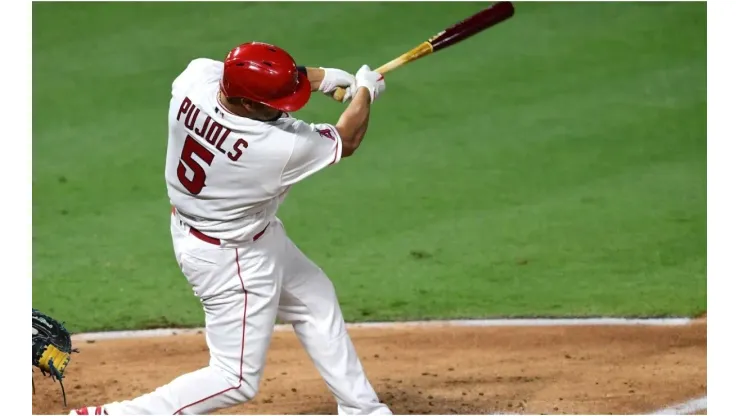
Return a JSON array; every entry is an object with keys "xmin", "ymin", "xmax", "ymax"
[{"xmin": 220, "ymin": 42, "xmax": 311, "ymax": 113}]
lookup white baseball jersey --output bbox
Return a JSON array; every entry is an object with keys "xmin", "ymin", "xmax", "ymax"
[{"xmin": 165, "ymin": 58, "xmax": 342, "ymax": 243}]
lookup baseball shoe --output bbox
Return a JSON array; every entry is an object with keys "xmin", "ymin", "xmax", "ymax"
[{"xmin": 69, "ymin": 406, "xmax": 107, "ymax": 415}]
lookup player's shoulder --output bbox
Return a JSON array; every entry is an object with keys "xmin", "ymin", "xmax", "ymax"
[
  {"xmin": 183, "ymin": 58, "xmax": 223, "ymax": 75},
  {"xmin": 172, "ymin": 58, "xmax": 224, "ymax": 95}
]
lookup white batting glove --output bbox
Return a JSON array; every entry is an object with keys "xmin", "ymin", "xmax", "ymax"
[
  {"xmin": 353, "ymin": 64, "xmax": 386, "ymax": 103},
  {"xmin": 318, "ymin": 67, "xmax": 355, "ymax": 96}
]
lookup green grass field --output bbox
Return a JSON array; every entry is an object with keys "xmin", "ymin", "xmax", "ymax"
[{"xmin": 32, "ymin": 2, "xmax": 707, "ymax": 332}]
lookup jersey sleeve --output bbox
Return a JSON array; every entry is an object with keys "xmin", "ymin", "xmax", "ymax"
[
  {"xmin": 171, "ymin": 58, "xmax": 224, "ymax": 95},
  {"xmin": 280, "ymin": 122, "xmax": 342, "ymax": 186}
]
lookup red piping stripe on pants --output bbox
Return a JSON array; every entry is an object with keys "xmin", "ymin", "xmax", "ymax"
[{"xmin": 172, "ymin": 249, "xmax": 248, "ymax": 414}]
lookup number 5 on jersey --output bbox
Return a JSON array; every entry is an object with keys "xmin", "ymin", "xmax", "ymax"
[{"xmin": 177, "ymin": 135, "xmax": 214, "ymax": 195}]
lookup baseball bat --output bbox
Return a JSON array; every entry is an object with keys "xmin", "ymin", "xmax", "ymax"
[{"xmin": 332, "ymin": 1, "xmax": 515, "ymax": 102}]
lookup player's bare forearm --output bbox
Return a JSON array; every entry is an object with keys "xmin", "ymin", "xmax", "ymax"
[
  {"xmin": 355, "ymin": 113, "xmax": 370, "ymax": 144},
  {"xmin": 335, "ymin": 88, "xmax": 371, "ymax": 158},
  {"xmin": 305, "ymin": 67, "xmax": 325, "ymax": 92}
]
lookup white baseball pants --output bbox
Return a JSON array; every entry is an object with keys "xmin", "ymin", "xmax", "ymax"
[{"xmin": 103, "ymin": 214, "xmax": 391, "ymax": 415}]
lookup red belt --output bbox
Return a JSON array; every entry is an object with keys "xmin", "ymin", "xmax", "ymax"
[
  {"xmin": 171, "ymin": 207, "xmax": 269, "ymax": 245},
  {"xmin": 189, "ymin": 228, "xmax": 221, "ymax": 246}
]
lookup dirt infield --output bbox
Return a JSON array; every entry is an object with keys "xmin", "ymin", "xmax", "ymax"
[{"xmin": 32, "ymin": 320, "xmax": 706, "ymax": 415}]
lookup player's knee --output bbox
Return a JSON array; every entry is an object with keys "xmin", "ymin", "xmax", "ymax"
[
  {"xmin": 233, "ymin": 380, "xmax": 259, "ymax": 403},
  {"xmin": 210, "ymin": 364, "xmax": 260, "ymax": 402}
]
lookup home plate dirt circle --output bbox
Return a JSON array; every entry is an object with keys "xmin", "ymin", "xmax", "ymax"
[{"xmin": 32, "ymin": 319, "xmax": 706, "ymax": 415}]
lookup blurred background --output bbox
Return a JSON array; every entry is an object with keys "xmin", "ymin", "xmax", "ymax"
[{"xmin": 32, "ymin": 2, "xmax": 706, "ymax": 332}]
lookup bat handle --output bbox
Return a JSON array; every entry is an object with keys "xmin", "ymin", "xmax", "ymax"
[{"xmin": 332, "ymin": 87, "xmax": 348, "ymax": 102}]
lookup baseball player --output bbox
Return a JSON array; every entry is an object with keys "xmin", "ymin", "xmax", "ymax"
[{"xmin": 70, "ymin": 42, "xmax": 389, "ymax": 415}]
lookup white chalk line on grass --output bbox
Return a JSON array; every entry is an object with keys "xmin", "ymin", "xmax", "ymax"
[
  {"xmin": 71, "ymin": 317, "xmax": 693, "ymax": 341},
  {"xmin": 650, "ymin": 396, "xmax": 707, "ymax": 415}
]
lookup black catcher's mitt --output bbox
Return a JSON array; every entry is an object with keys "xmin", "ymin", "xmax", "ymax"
[{"xmin": 32, "ymin": 308, "xmax": 77, "ymax": 406}]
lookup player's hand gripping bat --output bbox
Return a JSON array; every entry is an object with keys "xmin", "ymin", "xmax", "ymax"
[{"xmin": 332, "ymin": 1, "xmax": 516, "ymax": 102}]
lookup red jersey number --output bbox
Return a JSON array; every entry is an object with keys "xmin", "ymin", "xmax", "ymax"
[{"xmin": 177, "ymin": 135, "xmax": 214, "ymax": 195}]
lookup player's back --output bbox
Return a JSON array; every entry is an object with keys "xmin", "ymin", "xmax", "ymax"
[{"xmin": 165, "ymin": 59, "xmax": 342, "ymax": 243}]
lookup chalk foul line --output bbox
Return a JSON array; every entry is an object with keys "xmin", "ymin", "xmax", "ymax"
[
  {"xmin": 487, "ymin": 395, "xmax": 707, "ymax": 416},
  {"xmin": 650, "ymin": 396, "xmax": 707, "ymax": 415},
  {"xmin": 71, "ymin": 317, "xmax": 693, "ymax": 341}
]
